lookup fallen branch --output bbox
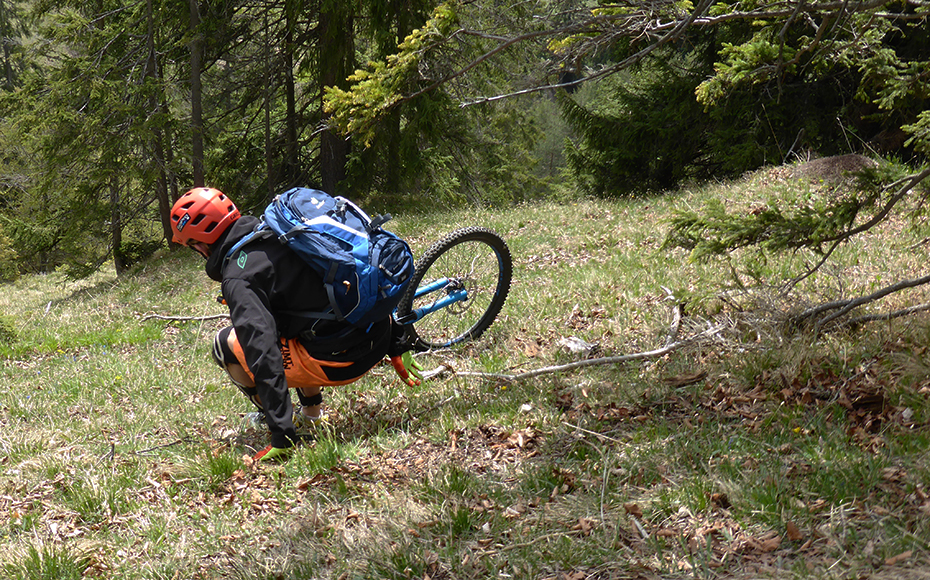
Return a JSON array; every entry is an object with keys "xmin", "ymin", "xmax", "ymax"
[
  {"xmin": 427, "ymin": 325, "xmax": 725, "ymax": 383},
  {"xmin": 665, "ymin": 302, "xmax": 684, "ymax": 347},
  {"xmin": 562, "ymin": 421, "xmax": 625, "ymax": 445},
  {"xmin": 788, "ymin": 273, "xmax": 930, "ymax": 331},
  {"xmin": 134, "ymin": 437, "xmax": 196, "ymax": 455},
  {"xmin": 141, "ymin": 313, "xmax": 229, "ymax": 322},
  {"xmin": 844, "ymin": 302, "xmax": 930, "ymax": 328},
  {"xmin": 408, "ymin": 394, "xmax": 457, "ymax": 426}
]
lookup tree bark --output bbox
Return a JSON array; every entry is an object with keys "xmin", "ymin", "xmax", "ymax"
[
  {"xmin": 318, "ymin": 8, "xmax": 353, "ymax": 194},
  {"xmin": 110, "ymin": 179, "xmax": 126, "ymax": 275},
  {"xmin": 283, "ymin": 0, "xmax": 299, "ymax": 188},
  {"xmin": 146, "ymin": 0, "xmax": 174, "ymax": 245},
  {"xmin": 263, "ymin": 10, "xmax": 274, "ymax": 202},
  {"xmin": 189, "ymin": 0, "xmax": 204, "ymax": 187},
  {"xmin": 0, "ymin": 0, "xmax": 13, "ymax": 89}
]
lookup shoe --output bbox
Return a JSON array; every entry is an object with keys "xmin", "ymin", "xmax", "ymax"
[{"xmin": 293, "ymin": 406, "xmax": 328, "ymax": 433}]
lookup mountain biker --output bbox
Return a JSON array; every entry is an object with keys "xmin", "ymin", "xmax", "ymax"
[{"xmin": 169, "ymin": 187, "xmax": 423, "ymax": 461}]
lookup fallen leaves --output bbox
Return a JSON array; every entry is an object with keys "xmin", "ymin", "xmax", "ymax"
[
  {"xmin": 885, "ymin": 550, "xmax": 913, "ymax": 566},
  {"xmin": 570, "ymin": 517, "xmax": 596, "ymax": 536},
  {"xmin": 661, "ymin": 370, "xmax": 708, "ymax": 388},
  {"xmin": 709, "ymin": 493, "xmax": 731, "ymax": 509}
]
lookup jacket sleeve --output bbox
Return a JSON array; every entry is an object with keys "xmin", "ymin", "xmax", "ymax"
[{"xmin": 221, "ymin": 276, "xmax": 297, "ymax": 448}]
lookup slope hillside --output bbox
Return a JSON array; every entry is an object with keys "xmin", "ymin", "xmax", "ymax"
[{"xmin": 2, "ymin": 165, "xmax": 929, "ymax": 579}]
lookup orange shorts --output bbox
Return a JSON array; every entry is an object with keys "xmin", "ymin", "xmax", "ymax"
[{"xmin": 225, "ymin": 329, "xmax": 367, "ymax": 389}]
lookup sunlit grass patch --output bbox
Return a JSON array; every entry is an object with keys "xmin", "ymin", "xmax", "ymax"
[{"xmin": 3, "ymin": 541, "xmax": 92, "ymax": 580}]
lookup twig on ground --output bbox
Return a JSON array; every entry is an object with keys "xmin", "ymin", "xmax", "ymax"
[
  {"xmin": 408, "ymin": 394, "xmax": 457, "ymax": 425},
  {"xmin": 134, "ymin": 437, "xmax": 196, "ymax": 455},
  {"xmin": 601, "ymin": 458, "xmax": 610, "ymax": 524},
  {"xmin": 141, "ymin": 313, "xmax": 229, "ymax": 322},
  {"xmin": 843, "ymin": 302, "xmax": 930, "ymax": 328},
  {"xmin": 664, "ymin": 301, "xmax": 684, "ymax": 348},
  {"xmin": 631, "ymin": 515, "xmax": 650, "ymax": 540},
  {"xmin": 98, "ymin": 442, "xmax": 116, "ymax": 464},
  {"xmin": 422, "ymin": 365, "xmax": 452, "ymax": 380},
  {"xmin": 500, "ymin": 529, "xmax": 587, "ymax": 552},
  {"xmin": 429, "ymin": 325, "xmax": 725, "ymax": 383},
  {"xmin": 788, "ymin": 273, "xmax": 930, "ymax": 331},
  {"xmin": 562, "ymin": 421, "xmax": 625, "ymax": 445}
]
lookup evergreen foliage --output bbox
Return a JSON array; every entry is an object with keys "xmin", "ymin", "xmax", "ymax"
[
  {"xmin": 325, "ymin": 4, "xmax": 457, "ymax": 146},
  {"xmin": 664, "ymin": 188, "xmax": 873, "ymax": 261},
  {"xmin": 560, "ymin": 56, "xmax": 710, "ymax": 196},
  {"xmin": 0, "ymin": 0, "xmax": 926, "ymax": 275},
  {"xmin": 662, "ymin": 160, "xmax": 921, "ymax": 265},
  {"xmin": 327, "ymin": 2, "xmax": 553, "ymax": 205},
  {"xmin": 559, "ymin": 0, "xmax": 928, "ymax": 195},
  {"xmin": 0, "ymin": 227, "xmax": 18, "ymax": 282},
  {"xmin": 3, "ymin": 0, "xmax": 172, "ymax": 277},
  {"xmin": 693, "ymin": 0, "xmax": 929, "ymax": 162}
]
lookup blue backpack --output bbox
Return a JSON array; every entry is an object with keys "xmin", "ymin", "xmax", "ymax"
[{"xmin": 224, "ymin": 188, "xmax": 414, "ymax": 328}]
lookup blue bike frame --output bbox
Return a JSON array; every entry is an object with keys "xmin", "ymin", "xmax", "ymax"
[{"xmin": 395, "ymin": 278, "xmax": 467, "ymax": 325}]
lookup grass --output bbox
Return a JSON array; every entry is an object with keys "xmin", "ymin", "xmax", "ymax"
[{"xmin": 2, "ymin": 165, "xmax": 930, "ymax": 578}]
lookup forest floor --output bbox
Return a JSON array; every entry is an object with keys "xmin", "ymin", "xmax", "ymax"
[{"xmin": 2, "ymin": 157, "xmax": 929, "ymax": 579}]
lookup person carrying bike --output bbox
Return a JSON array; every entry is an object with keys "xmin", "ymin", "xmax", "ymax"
[{"xmin": 169, "ymin": 187, "xmax": 423, "ymax": 461}]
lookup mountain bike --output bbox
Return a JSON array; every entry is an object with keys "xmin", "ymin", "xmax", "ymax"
[{"xmin": 393, "ymin": 227, "xmax": 512, "ymax": 352}]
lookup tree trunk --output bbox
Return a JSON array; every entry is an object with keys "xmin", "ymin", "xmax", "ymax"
[
  {"xmin": 383, "ymin": 1, "xmax": 411, "ymax": 195},
  {"xmin": 283, "ymin": 1, "xmax": 299, "ymax": 189},
  {"xmin": 146, "ymin": 0, "xmax": 174, "ymax": 246},
  {"xmin": 110, "ymin": 179, "xmax": 127, "ymax": 275},
  {"xmin": 318, "ymin": 8, "xmax": 353, "ymax": 194},
  {"xmin": 189, "ymin": 0, "xmax": 204, "ymax": 187},
  {"xmin": 0, "ymin": 0, "xmax": 12, "ymax": 90},
  {"xmin": 263, "ymin": 10, "xmax": 275, "ymax": 202}
]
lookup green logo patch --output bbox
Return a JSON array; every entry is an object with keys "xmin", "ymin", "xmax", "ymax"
[{"xmin": 237, "ymin": 251, "xmax": 248, "ymax": 269}]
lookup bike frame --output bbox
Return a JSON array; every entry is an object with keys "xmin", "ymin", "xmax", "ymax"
[{"xmin": 393, "ymin": 278, "xmax": 468, "ymax": 325}]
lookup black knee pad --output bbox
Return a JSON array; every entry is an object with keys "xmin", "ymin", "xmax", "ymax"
[
  {"xmin": 212, "ymin": 327, "xmax": 255, "ymax": 397},
  {"xmin": 212, "ymin": 327, "xmax": 236, "ymax": 371}
]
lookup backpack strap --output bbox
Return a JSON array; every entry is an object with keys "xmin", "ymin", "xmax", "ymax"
[
  {"xmin": 223, "ymin": 221, "xmax": 349, "ymax": 324},
  {"xmin": 322, "ymin": 262, "xmax": 346, "ymax": 321},
  {"xmin": 222, "ymin": 225, "xmax": 274, "ymax": 271},
  {"xmin": 370, "ymin": 213, "xmax": 392, "ymax": 230},
  {"xmin": 278, "ymin": 308, "xmax": 340, "ymax": 321}
]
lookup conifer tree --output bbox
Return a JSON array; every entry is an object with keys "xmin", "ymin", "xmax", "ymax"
[{"xmin": 3, "ymin": 0, "xmax": 183, "ymax": 275}]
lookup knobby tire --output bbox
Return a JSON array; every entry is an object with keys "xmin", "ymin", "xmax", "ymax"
[{"xmin": 397, "ymin": 227, "xmax": 512, "ymax": 351}]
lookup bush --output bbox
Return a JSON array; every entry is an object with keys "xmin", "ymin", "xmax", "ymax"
[{"xmin": 0, "ymin": 314, "xmax": 17, "ymax": 345}]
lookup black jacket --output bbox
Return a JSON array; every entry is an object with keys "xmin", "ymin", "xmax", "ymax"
[{"xmin": 204, "ymin": 216, "xmax": 397, "ymax": 447}]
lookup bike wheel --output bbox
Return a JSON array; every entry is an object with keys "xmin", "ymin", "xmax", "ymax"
[{"xmin": 397, "ymin": 227, "xmax": 512, "ymax": 351}]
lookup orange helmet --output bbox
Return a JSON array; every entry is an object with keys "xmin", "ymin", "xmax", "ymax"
[{"xmin": 170, "ymin": 188, "xmax": 240, "ymax": 246}]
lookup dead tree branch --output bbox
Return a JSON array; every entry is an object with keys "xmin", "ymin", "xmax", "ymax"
[
  {"xmin": 141, "ymin": 313, "xmax": 229, "ymax": 322},
  {"xmin": 783, "ymin": 169, "xmax": 930, "ymax": 293},
  {"xmin": 788, "ymin": 273, "xmax": 930, "ymax": 331},
  {"xmin": 427, "ymin": 324, "xmax": 725, "ymax": 384},
  {"xmin": 843, "ymin": 302, "xmax": 930, "ymax": 328},
  {"xmin": 818, "ymin": 169, "xmax": 930, "ymax": 244}
]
